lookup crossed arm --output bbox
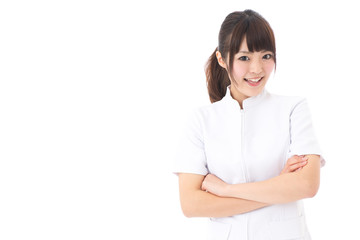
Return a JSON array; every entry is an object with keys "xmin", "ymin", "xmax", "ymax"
[
  {"xmin": 178, "ymin": 155, "xmax": 321, "ymax": 218},
  {"xmin": 179, "ymin": 173, "xmax": 268, "ymax": 218}
]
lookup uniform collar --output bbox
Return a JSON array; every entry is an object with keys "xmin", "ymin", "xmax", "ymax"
[{"xmin": 223, "ymin": 85, "xmax": 268, "ymax": 110}]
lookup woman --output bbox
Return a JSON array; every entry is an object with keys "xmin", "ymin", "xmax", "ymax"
[{"xmin": 174, "ymin": 10, "xmax": 325, "ymax": 240}]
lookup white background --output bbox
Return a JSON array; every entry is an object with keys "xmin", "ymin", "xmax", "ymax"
[{"xmin": 0, "ymin": 0, "xmax": 359, "ymax": 239}]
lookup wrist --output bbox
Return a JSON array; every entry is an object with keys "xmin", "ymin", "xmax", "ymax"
[{"xmin": 222, "ymin": 183, "xmax": 232, "ymax": 197}]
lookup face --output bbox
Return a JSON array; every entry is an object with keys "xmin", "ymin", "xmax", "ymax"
[{"xmin": 217, "ymin": 37, "xmax": 275, "ymax": 104}]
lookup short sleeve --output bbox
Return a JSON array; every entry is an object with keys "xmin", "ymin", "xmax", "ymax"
[
  {"xmin": 289, "ymin": 99, "xmax": 326, "ymax": 167},
  {"xmin": 173, "ymin": 110, "xmax": 209, "ymax": 175}
]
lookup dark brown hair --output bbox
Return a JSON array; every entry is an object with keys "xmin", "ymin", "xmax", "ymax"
[{"xmin": 205, "ymin": 10, "xmax": 276, "ymax": 103}]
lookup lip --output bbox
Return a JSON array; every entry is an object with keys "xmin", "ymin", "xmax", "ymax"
[{"xmin": 244, "ymin": 77, "xmax": 263, "ymax": 87}]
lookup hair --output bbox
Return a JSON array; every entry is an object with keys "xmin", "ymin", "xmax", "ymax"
[{"xmin": 205, "ymin": 10, "xmax": 276, "ymax": 103}]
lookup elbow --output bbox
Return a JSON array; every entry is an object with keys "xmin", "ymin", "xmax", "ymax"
[
  {"xmin": 180, "ymin": 201, "xmax": 191, "ymax": 217},
  {"xmin": 305, "ymin": 186, "xmax": 318, "ymax": 198},
  {"xmin": 182, "ymin": 207, "xmax": 194, "ymax": 218},
  {"xmin": 180, "ymin": 194, "xmax": 200, "ymax": 218},
  {"xmin": 180, "ymin": 190, "xmax": 207, "ymax": 218},
  {"xmin": 303, "ymin": 180, "xmax": 320, "ymax": 198},
  {"xmin": 181, "ymin": 202, "xmax": 198, "ymax": 218}
]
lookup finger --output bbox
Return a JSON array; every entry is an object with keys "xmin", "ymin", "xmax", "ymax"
[
  {"xmin": 287, "ymin": 155, "xmax": 307, "ymax": 166},
  {"xmin": 288, "ymin": 160, "xmax": 308, "ymax": 171},
  {"xmin": 301, "ymin": 155, "xmax": 309, "ymax": 160},
  {"xmin": 282, "ymin": 159, "xmax": 307, "ymax": 173},
  {"xmin": 295, "ymin": 167, "xmax": 302, "ymax": 172},
  {"xmin": 201, "ymin": 182, "xmax": 206, "ymax": 191},
  {"xmin": 282, "ymin": 156, "xmax": 308, "ymax": 174},
  {"xmin": 286, "ymin": 155, "xmax": 301, "ymax": 165}
]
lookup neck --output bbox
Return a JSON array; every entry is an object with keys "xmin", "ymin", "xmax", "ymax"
[{"xmin": 230, "ymin": 85, "xmax": 249, "ymax": 109}]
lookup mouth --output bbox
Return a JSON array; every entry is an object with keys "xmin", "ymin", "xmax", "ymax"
[{"xmin": 244, "ymin": 77, "xmax": 263, "ymax": 87}]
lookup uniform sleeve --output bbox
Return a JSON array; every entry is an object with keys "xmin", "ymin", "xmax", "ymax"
[
  {"xmin": 173, "ymin": 110, "xmax": 209, "ymax": 175},
  {"xmin": 288, "ymin": 99, "xmax": 326, "ymax": 167}
]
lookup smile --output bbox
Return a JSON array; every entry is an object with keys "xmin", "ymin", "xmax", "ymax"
[{"xmin": 244, "ymin": 77, "xmax": 263, "ymax": 87}]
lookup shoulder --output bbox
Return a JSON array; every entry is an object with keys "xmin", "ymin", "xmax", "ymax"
[
  {"xmin": 265, "ymin": 92, "xmax": 307, "ymax": 112},
  {"xmin": 185, "ymin": 97, "xmax": 232, "ymax": 129},
  {"xmin": 191, "ymin": 97, "xmax": 228, "ymax": 117},
  {"xmin": 267, "ymin": 91, "xmax": 305, "ymax": 104}
]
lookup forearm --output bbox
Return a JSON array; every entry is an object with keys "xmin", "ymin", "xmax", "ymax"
[
  {"xmin": 224, "ymin": 155, "xmax": 320, "ymax": 204},
  {"xmin": 181, "ymin": 189, "xmax": 269, "ymax": 218},
  {"xmin": 178, "ymin": 173, "xmax": 269, "ymax": 218},
  {"xmin": 225, "ymin": 172, "xmax": 308, "ymax": 204}
]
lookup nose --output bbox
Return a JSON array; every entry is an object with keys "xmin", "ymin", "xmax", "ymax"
[{"xmin": 249, "ymin": 58, "xmax": 263, "ymax": 74}]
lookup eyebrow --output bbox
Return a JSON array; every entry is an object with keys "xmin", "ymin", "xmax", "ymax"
[{"xmin": 238, "ymin": 50, "xmax": 271, "ymax": 54}]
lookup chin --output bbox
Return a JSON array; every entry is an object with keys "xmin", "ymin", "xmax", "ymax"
[
  {"xmin": 241, "ymin": 85, "xmax": 265, "ymax": 97},
  {"xmin": 231, "ymin": 79, "xmax": 267, "ymax": 99}
]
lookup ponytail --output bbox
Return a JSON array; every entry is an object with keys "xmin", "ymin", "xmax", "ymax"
[{"xmin": 205, "ymin": 48, "xmax": 230, "ymax": 103}]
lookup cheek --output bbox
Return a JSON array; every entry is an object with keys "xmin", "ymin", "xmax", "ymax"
[
  {"xmin": 264, "ymin": 61, "xmax": 275, "ymax": 73},
  {"xmin": 232, "ymin": 63, "xmax": 247, "ymax": 80}
]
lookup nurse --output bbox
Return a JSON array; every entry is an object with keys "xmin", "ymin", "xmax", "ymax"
[{"xmin": 174, "ymin": 10, "xmax": 325, "ymax": 240}]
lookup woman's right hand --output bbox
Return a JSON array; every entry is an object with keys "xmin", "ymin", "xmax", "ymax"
[{"xmin": 280, "ymin": 155, "xmax": 308, "ymax": 175}]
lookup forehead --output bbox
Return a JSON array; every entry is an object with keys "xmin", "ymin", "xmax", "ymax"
[
  {"xmin": 239, "ymin": 38, "xmax": 249, "ymax": 51},
  {"xmin": 237, "ymin": 38, "xmax": 271, "ymax": 54}
]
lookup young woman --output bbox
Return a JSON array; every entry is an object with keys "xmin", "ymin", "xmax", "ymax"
[
  {"xmin": 174, "ymin": 9, "xmax": 325, "ymax": 240},
  {"xmin": 175, "ymin": 10, "xmax": 325, "ymax": 240}
]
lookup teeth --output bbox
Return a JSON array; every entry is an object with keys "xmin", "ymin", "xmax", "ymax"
[{"xmin": 245, "ymin": 77, "xmax": 262, "ymax": 82}]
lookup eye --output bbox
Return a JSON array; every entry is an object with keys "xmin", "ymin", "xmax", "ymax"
[
  {"xmin": 238, "ymin": 56, "xmax": 250, "ymax": 61},
  {"xmin": 263, "ymin": 54, "xmax": 273, "ymax": 60}
]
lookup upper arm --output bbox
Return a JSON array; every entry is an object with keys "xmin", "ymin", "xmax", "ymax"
[
  {"xmin": 173, "ymin": 110, "xmax": 209, "ymax": 176},
  {"xmin": 178, "ymin": 173, "xmax": 205, "ymax": 214},
  {"xmin": 178, "ymin": 173, "xmax": 205, "ymax": 191},
  {"xmin": 289, "ymin": 99, "xmax": 324, "ymax": 167}
]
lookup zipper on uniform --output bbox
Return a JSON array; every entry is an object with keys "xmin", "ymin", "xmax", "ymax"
[
  {"xmin": 240, "ymin": 108, "xmax": 249, "ymax": 240},
  {"xmin": 240, "ymin": 108, "xmax": 249, "ymax": 183}
]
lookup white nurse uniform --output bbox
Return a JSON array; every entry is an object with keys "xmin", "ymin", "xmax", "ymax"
[{"xmin": 174, "ymin": 86, "xmax": 325, "ymax": 240}]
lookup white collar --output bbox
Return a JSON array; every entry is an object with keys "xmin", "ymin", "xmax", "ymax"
[{"xmin": 223, "ymin": 85, "xmax": 268, "ymax": 110}]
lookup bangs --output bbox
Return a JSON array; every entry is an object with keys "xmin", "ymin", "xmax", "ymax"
[{"xmin": 245, "ymin": 18, "xmax": 276, "ymax": 53}]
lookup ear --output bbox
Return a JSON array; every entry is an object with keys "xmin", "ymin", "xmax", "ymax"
[{"xmin": 216, "ymin": 51, "xmax": 227, "ymax": 69}]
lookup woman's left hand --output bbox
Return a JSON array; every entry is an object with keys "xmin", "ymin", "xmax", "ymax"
[{"xmin": 201, "ymin": 174, "xmax": 229, "ymax": 197}]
